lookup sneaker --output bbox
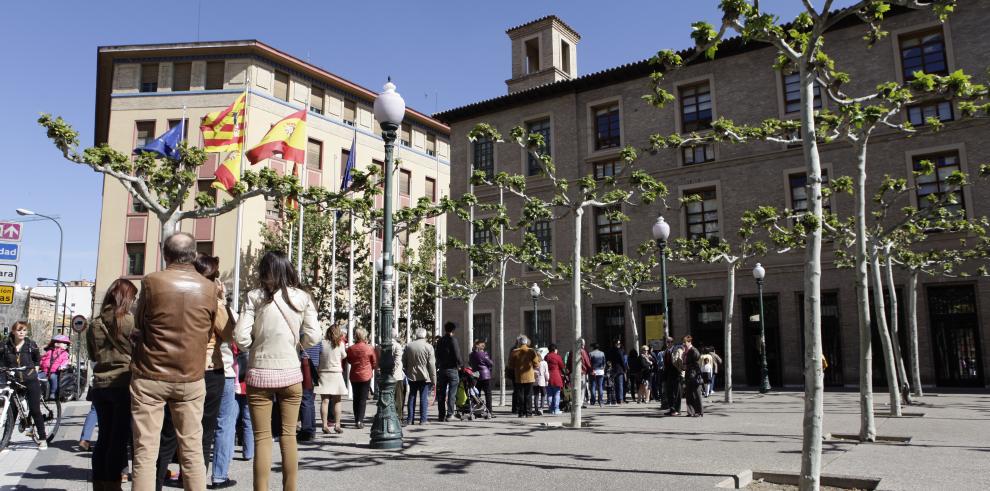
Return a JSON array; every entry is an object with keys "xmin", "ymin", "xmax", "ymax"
[
  {"xmin": 37, "ymin": 441, "xmax": 48, "ymax": 450},
  {"xmin": 208, "ymin": 479, "xmax": 238, "ymax": 489}
]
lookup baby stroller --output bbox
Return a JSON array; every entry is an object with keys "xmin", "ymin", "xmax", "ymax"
[{"xmin": 455, "ymin": 368, "xmax": 491, "ymax": 420}]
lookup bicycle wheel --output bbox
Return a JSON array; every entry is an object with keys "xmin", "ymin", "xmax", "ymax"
[
  {"xmin": 39, "ymin": 397, "xmax": 61, "ymax": 444},
  {"xmin": 0, "ymin": 397, "xmax": 14, "ymax": 450}
]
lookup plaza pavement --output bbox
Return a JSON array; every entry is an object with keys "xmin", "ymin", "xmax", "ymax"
[{"xmin": 1, "ymin": 390, "xmax": 988, "ymax": 490}]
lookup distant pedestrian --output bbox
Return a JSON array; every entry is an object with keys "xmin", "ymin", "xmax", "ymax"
[
  {"xmin": 627, "ymin": 348, "xmax": 642, "ymax": 403},
  {"xmin": 533, "ymin": 347, "xmax": 549, "ymax": 415},
  {"xmin": 297, "ymin": 340, "xmax": 322, "ymax": 442},
  {"xmin": 708, "ymin": 347, "xmax": 723, "ymax": 396},
  {"xmin": 509, "ymin": 335, "xmax": 540, "ymax": 417},
  {"xmin": 606, "ymin": 339, "xmax": 627, "ymax": 403},
  {"xmin": 544, "ymin": 344, "xmax": 565, "ymax": 415},
  {"xmin": 315, "ymin": 323, "xmax": 348, "ymax": 434},
  {"xmin": 588, "ymin": 343, "xmax": 606, "ymax": 407},
  {"xmin": 468, "ymin": 340, "xmax": 494, "ymax": 414},
  {"xmin": 402, "ymin": 328, "xmax": 436, "ymax": 425},
  {"xmin": 700, "ymin": 348, "xmax": 715, "ymax": 398},
  {"xmin": 663, "ymin": 337, "xmax": 684, "ymax": 416},
  {"xmin": 232, "ymin": 345, "xmax": 254, "ymax": 461},
  {"xmin": 579, "ymin": 339, "xmax": 591, "ymax": 407},
  {"xmin": 637, "ymin": 345, "xmax": 653, "ymax": 403},
  {"xmin": 40, "ymin": 335, "xmax": 71, "ymax": 400},
  {"xmin": 435, "ymin": 322, "xmax": 463, "ymax": 422},
  {"xmin": 650, "ymin": 341, "xmax": 665, "ymax": 403},
  {"xmin": 234, "ymin": 250, "xmax": 321, "ymax": 491},
  {"xmin": 683, "ymin": 336, "xmax": 704, "ymax": 417},
  {"xmin": 345, "ymin": 328, "xmax": 377, "ymax": 429}
]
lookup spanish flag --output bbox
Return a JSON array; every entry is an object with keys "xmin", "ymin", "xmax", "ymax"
[
  {"xmin": 200, "ymin": 93, "xmax": 246, "ymax": 153},
  {"xmin": 212, "ymin": 152, "xmax": 241, "ymax": 194},
  {"xmin": 246, "ymin": 110, "xmax": 307, "ymax": 164}
]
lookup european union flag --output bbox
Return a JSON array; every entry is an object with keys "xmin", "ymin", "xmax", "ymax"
[
  {"xmin": 340, "ymin": 132, "xmax": 356, "ymax": 191},
  {"xmin": 134, "ymin": 120, "xmax": 184, "ymax": 159}
]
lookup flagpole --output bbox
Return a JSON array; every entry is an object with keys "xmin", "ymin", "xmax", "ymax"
[
  {"xmin": 406, "ymin": 269, "xmax": 412, "ymax": 343},
  {"xmin": 296, "ymin": 161, "xmax": 306, "ymax": 277},
  {"xmin": 329, "ymin": 210, "xmax": 338, "ymax": 325},
  {"xmin": 347, "ymin": 210, "xmax": 355, "ymax": 343},
  {"xmin": 287, "ymin": 223, "xmax": 294, "ymax": 262},
  {"xmin": 434, "ymin": 144, "xmax": 442, "ymax": 338},
  {"xmin": 231, "ymin": 83, "xmax": 250, "ymax": 313}
]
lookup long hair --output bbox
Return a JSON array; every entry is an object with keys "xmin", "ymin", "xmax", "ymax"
[
  {"xmin": 102, "ymin": 278, "xmax": 138, "ymax": 321},
  {"xmin": 327, "ymin": 324, "xmax": 345, "ymax": 348},
  {"xmin": 258, "ymin": 251, "xmax": 301, "ymax": 311}
]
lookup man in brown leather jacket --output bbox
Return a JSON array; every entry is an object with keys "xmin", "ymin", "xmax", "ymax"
[{"xmin": 130, "ymin": 232, "xmax": 217, "ymax": 491}]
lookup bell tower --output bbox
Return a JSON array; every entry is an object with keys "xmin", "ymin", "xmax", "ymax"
[{"xmin": 506, "ymin": 15, "xmax": 580, "ymax": 94}]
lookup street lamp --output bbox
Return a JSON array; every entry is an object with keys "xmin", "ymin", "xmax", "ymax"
[
  {"xmin": 530, "ymin": 283, "xmax": 541, "ymax": 347},
  {"xmin": 652, "ymin": 216, "xmax": 671, "ymax": 338},
  {"xmin": 17, "ymin": 208, "xmax": 63, "ymax": 338},
  {"xmin": 369, "ymin": 79, "xmax": 404, "ymax": 450},
  {"xmin": 37, "ymin": 277, "xmax": 68, "ymax": 335},
  {"xmin": 753, "ymin": 262, "xmax": 771, "ymax": 394}
]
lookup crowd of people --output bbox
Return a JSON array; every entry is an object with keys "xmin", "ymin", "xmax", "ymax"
[{"xmin": 0, "ymin": 231, "xmax": 725, "ymax": 491}]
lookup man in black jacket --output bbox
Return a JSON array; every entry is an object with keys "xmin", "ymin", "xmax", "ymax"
[{"xmin": 435, "ymin": 322, "xmax": 463, "ymax": 422}]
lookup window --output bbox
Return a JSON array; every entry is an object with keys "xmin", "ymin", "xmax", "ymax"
[
  {"xmin": 135, "ymin": 121, "xmax": 156, "ymax": 149},
  {"xmin": 685, "ymin": 188, "xmax": 719, "ymax": 242},
  {"xmin": 789, "ymin": 170, "xmax": 831, "ymax": 214},
  {"xmin": 196, "ymin": 242, "xmax": 214, "ymax": 256},
  {"xmin": 908, "ymin": 100, "xmax": 953, "ymax": 126},
  {"xmin": 310, "ymin": 87, "xmax": 325, "ymax": 115},
  {"xmin": 426, "ymin": 134, "xmax": 437, "ymax": 156},
  {"xmin": 273, "ymin": 71, "xmax": 289, "ymax": 101},
  {"xmin": 472, "ymin": 223, "xmax": 494, "ymax": 275},
  {"xmin": 525, "ymin": 309, "xmax": 552, "ymax": 348},
  {"xmin": 525, "ymin": 37, "xmax": 540, "ymax": 74},
  {"xmin": 399, "ymin": 169, "xmax": 411, "ymax": 196},
  {"xmin": 306, "ymin": 139, "xmax": 322, "ymax": 170},
  {"xmin": 526, "ymin": 118, "xmax": 551, "ymax": 176},
  {"xmin": 140, "ymin": 64, "xmax": 159, "ymax": 92},
  {"xmin": 473, "ymin": 313, "xmax": 492, "ymax": 345},
  {"xmin": 680, "ymin": 82, "xmax": 712, "ymax": 132},
  {"xmin": 527, "ymin": 220, "xmax": 552, "ymax": 269},
  {"xmin": 914, "ymin": 151, "xmax": 964, "ymax": 214},
  {"xmin": 197, "ymin": 180, "xmax": 216, "ymax": 204},
  {"xmin": 126, "ymin": 244, "xmax": 145, "ymax": 276},
  {"xmin": 473, "ymin": 137, "xmax": 494, "ymax": 176},
  {"xmin": 167, "ymin": 119, "xmax": 189, "ymax": 141},
  {"xmin": 900, "ymin": 29, "xmax": 948, "ymax": 80},
  {"xmin": 343, "ymin": 99, "xmax": 357, "ymax": 126},
  {"xmin": 400, "ymin": 123, "xmax": 411, "ymax": 147},
  {"xmin": 172, "ymin": 62, "xmax": 191, "ymax": 92},
  {"xmin": 682, "ymin": 144, "xmax": 715, "ymax": 165},
  {"xmin": 594, "ymin": 160, "xmax": 623, "ymax": 180},
  {"xmin": 130, "ymin": 196, "xmax": 147, "ymax": 214},
  {"xmin": 595, "ymin": 205, "xmax": 623, "ymax": 253},
  {"xmin": 205, "ymin": 61, "xmax": 225, "ymax": 90},
  {"xmin": 782, "ymin": 72, "xmax": 822, "ymax": 114},
  {"xmin": 593, "ymin": 104, "xmax": 620, "ymax": 150},
  {"xmin": 561, "ymin": 40, "xmax": 571, "ymax": 73},
  {"xmin": 265, "ymin": 196, "xmax": 279, "ymax": 219},
  {"xmin": 425, "ymin": 177, "xmax": 436, "ymax": 202},
  {"xmin": 340, "ymin": 149, "xmax": 351, "ymax": 179}
]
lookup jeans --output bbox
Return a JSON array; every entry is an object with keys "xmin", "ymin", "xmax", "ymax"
[
  {"xmin": 591, "ymin": 375, "xmax": 605, "ymax": 405},
  {"xmin": 708, "ymin": 372, "xmax": 717, "ymax": 396},
  {"xmin": 130, "ymin": 377, "xmax": 206, "ymax": 491},
  {"xmin": 513, "ymin": 382, "xmax": 533, "ymax": 416},
  {"xmin": 236, "ymin": 394, "xmax": 254, "ymax": 460},
  {"xmin": 211, "ymin": 378, "xmax": 238, "ymax": 484},
  {"xmin": 477, "ymin": 379, "xmax": 492, "ymax": 412},
  {"xmin": 533, "ymin": 386, "xmax": 546, "ymax": 412},
  {"xmin": 613, "ymin": 373, "xmax": 626, "ymax": 403},
  {"xmin": 47, "ymin": 372, "xmax": 59, "ymax": 399},
  {"xmin": 92, "ymin": 386, "xmax": 130, "ymax": 485},
  {"xmin": 436, "ymin": 368, "xmax": 459, "ymax": 420},
  {"xmin": 248, "ymin": 383, "xmax": 302, "ymax": 491},
  {"xmin": 80, "ymin": 403, "xmax": 98, "ymax": 441},
  {"xmin": 547, "ymin": 386, "xmax": 561, "ymax": 413},
  {"xmin": 299, "ymin": 387, "xmax": 316, "ymax": 435},
  {"xmin": 406, "ymin": 380, "xmax": 431, "ymax": 423},
  {"xmin": 154, "ymin": 370, "xmax": 224, "ymax": 491},
  {"xmin": 351, "ymin": 379, "xmax": 371, "ymax": 426}
]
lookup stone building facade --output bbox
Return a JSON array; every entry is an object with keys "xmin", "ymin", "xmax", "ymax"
[{"xmin": 437, "ymin": 4, "xmax": 990, "ymax": 388}]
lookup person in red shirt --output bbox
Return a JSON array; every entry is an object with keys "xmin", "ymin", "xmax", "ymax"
[
  {"xmin": 544, "ymin": 344, "xmax": 566, "ymax": 415},
  {"xmin": 345, "ymin": 328, "xmax": 378, "ymax": 429}
]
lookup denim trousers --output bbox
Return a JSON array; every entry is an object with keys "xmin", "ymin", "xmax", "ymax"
[
  {"xmin": 235, "ymin": 393, "xmax": 254, "ymax": 460},
  {"xmin": 210, "ymin": 378, "xmax": 238, "ymax": 483},
  {"xmin": 436, "ymin": 369, "xmax": 459, "ymax": 420},
  {"xmin": 299, "ymin": 387, "xmax": 316, "ymax": 434},
  {"xmin": 406, "ymin": 380, "xmax": 431, "ymax": 423},
  {"xmin": 591, "ymin": 375, "xmax": 605, "ymax": 405},
  {"xmin": 613, "ymin": 373, "xmax": 626, "ymax": 403},
  {"xmin": 547, "ymin": 386, "xmax": 562, "ymax": 413},
  {"xmin": 80, "ymin": 403, "xmax": 98, "ymax": 441},
  {"xmin": 47, "ymin": 373, "xmax": 59, "ymax": 398}
]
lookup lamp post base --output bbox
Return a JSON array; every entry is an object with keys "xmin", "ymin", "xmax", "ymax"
[{"xmin": 369, "ymin": 372, "xmax": 403, "ymax": 450}]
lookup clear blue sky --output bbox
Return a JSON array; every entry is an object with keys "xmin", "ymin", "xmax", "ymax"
[{"xmin": 0, "ymin": 0, "xmax": 848, "ymax": 290}]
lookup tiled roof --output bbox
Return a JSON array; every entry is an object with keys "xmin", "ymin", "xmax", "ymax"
[{"xmin": 506, "ymin": 15, "xmax": 581, "ymax": 40}]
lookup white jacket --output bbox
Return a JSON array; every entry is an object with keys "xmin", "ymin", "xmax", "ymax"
[{"xmin": 234, "ymin": 288, "xmax": 321, "ymax": 370}]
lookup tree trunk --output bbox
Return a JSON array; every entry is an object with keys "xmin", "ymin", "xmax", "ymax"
[
  {"xmin": 571, "ymin": 208, "xmax": 585, "ymax": 429},
  {"xmin": 798, "ymin": 64, "xmax": 825, "ymax": 491},
  {"xmin": 497, "ymin": 258, "xmax": 506, "ymax": 406},
  {"xmin": 724, "ymin": 264, "xmax": 735, "ymax": 404},
  {"xmin": 159, "ymin": 214, "xmax": 181, "ymax": 270},
  {"xmin": 884, "ymin": 254, "xmax": 912, "ymax": 404},
  {"xmin": 627, "ymin": 295, "xmax": 639, "ymax": 352},
  {"xmin": 869, "ymin": 253, "xmax": 902, "ymax": 417},
  {"xmin": 906, "ymin": 269, "xmax": 926, "ymax": 397},
  {"xmin": 853, "ymin": 141, "xmax": 877, "ymax": 442}
]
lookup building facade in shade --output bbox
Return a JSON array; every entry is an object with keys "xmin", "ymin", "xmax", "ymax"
[
  {"xmin": 437, "ymin": 3, "xmax": 990, "ymax": 389},
  {"xmin": 92, "ymin": 41, "xmax": 451, "ymax": 313}
]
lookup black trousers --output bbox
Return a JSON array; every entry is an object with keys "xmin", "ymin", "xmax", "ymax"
[
  {"xmin": 22, "ymin": 378, "xmax": 47, "ymax": 440},
  {"xmin": 664, "ymin": 375, "xmax": 682, "ymax": 413},
  {"xmin": 92, "ymin": 386, "xmax": 131, "ymax": 483},
  {"xmin": 477, "ymin": 379, "xmax": 493, "ymax": 411},
  {"xmin": 155, "ymin": 370, "xmax": 225, "ymax": 490},
  {"xmin": 651, "ymin": 371, "xmax": 664, "ymax": 402},
  {"xmin": 685, "ymin": 381, "xmax": 704, "ymax": 416},
  {"xmin": 513, "ymin": 383, "xmax": 533, "ymax": 416},
  {"xmin": 351, "ymin": 380, "xmax": 371, "ymax": 425}
]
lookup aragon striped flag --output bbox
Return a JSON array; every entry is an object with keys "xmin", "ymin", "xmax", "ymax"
[
  {"xmin": 246, "ymin": 109, "xmax": 307, "ymax": 164},
  {"xmin": 212, "ymin": 151, "xmax": 241, "ymax": 194},
  {"xmin": 200, "ymin": 93, "xmax": 246, "ymax": 152}
]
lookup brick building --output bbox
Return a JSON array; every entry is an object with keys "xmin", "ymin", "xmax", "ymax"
[{"xmin": 436, "ymin": 3, "xmax": 990, "ymax": 389}]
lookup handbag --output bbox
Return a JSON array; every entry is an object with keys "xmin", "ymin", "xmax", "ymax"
[{"xmin": 271, "ymin": 297, "xmax": 312, "ymax": 390}]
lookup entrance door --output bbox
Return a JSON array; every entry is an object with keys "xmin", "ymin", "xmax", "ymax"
[
  {"xmin": 799, "ymin": 292, "xmax": 844, "ymax": 386},
  {"xmin": 742, "ymin": 295, "xmax": 782, "ymax": 387},
  {"xmin": 594, "ymin": 305, "xmax": 625, "ymax": 348},
  {"xmin": 928, "ymin": 285, "xmax": 983, "ymax": 386},
  {"xmin": 869, "ymin": 289, "xmax": 909, "ymax": 387},
  {"xmin": 689, "ymin": 299, "xmax": 724, "ymax": 358}
]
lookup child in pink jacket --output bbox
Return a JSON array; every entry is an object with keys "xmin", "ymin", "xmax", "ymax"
[{"xmin": 40, "ymin": 335, "xmax": 71, "ymax": 400}]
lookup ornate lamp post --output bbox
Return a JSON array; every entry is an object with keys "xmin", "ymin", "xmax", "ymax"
[
  {"xmin": 530, "ymin": 283, "xmax": 541, "ymax": 346},
  {"xmin": 651, "ymin": 216, "xmax": 671, "ymax": 338},
  {"xmin": 17, "ymin": 208, "xmax": 63, "ymax": 338},
  {"xmin": 369, "ymin": 79, "xmax": 404, "ymax": 450},
  {"xmin": 753, "ymin": 262, "xmax": 771, "ymax": 393}
]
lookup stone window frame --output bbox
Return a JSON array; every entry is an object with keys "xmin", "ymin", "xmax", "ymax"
[
  {"xmin": 775, "ymin": 68, "xmax": 825, "ymax": 120},
  {"xmin": 781, "ymin": 163, "xmax": 834, "ymax": 214},
  {"xmin": 519, "ymin": 304, "xmax": 555, "ymax": 348},
  {"xmin": 903, "ymin": 143, "xmax": 972, "ymax": 220},
  {"xmin": 471, "ymin": 311, "xmax": 495, "ymax": 345},
  {"xmin": 673, "ymin": 74, "xmax": 719, "ymax": 166},
  {"xmin": 521, "ymin": 112, "xmax": 554, "ymax": 177},
  {"xmin": 472, "ymin": 132, "xmax": 497, "ymax": 177},
  {"xmin": 522, "ymin": 219, "xmax": 554, "ymax": 275},
  {"xmin": 678, "ymin": 179, "xmax": 724, "ymax": 243},
  {"xmin": 593, "ymin": 203, "xmax": 625, "ymax": 255},
  {"xmin": 585, "ymin": 95, "xmax": 624, "ymax": 158},
  {"xmin": 890, "ymin": 21, "xmax": 956, "ymax": 85}
]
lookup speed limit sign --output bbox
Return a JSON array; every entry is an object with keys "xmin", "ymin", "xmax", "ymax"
[{"xmin": 71, "ymin": 315, "xmax": 87, "ymax": 334}]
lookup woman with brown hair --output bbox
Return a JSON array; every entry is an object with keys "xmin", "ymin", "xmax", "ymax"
[
  {"xmin": 314, "ymin": 321, "xmax": 348, "ymax": 434},
  {"xmin": 345, "ymin": 328, "xmax": 377, "ymax": 429},
  {"xmin": 87, "ymin": 278, "xmax": 138, "ymax": 489},
  {"xmin": 1, "ymin": 320, "xmax": 46, "ymax": 448}
]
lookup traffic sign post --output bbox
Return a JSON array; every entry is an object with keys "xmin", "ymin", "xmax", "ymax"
[
  {"xmin": 0, "ymin": 264, "xmax": 15, "ymax": 283},
  {"xmin": 71, "ymin": 315, "xmax": 87, "ymax": 334},
  {"xmin": 0, "ymin": 243, "xmax": 19, "ymax": 262},
  {"xmin": 0, "ymin": 285, "xmax": 13, "ymax": 305},
  {"xmin": 0, "ymin": 222, "xmax": 22, "ymax": 242}
]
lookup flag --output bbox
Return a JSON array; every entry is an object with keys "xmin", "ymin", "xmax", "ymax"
[
  {"xmin": 246, "ymin": 110, "xmax": 307, "ymax": 164},
  {"xmin": 285, "ymin": 163, "xmax": 301, "ymax": 211},
  {"xmin": 340, "ymin": 132, "xmax": 356, "ymax": 191},
  {"xmin": 134, "ymin": 120, "xmax": 184, "ymax": 159},
  {"xmin": 201, "ymin": 93, "xmax": 246, "ymax": 152},
  {"xmin": 212, "ymin": 152, "xmax": 241, "ymax": 194}
]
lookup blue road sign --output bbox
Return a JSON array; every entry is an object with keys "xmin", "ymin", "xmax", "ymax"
[{"xmin": 0, "ymin": 242, "xmax": 19, "ymax": 262}]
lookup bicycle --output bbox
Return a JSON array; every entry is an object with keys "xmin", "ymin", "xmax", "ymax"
[{"xmin": 0, "ymin": 367, "xmax": 62, "ymax": 449}]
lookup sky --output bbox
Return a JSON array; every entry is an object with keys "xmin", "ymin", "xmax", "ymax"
[{"xmin": 0, "ymin": 0, "xmax": 851, "ymax": 291}]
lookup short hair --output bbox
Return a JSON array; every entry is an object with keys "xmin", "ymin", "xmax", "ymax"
[
  {"xmin": 193, "ymin": 254, "xmax": 220, "ymax": 281},
  {"xmin": 414, "ymin": 328, "xmax": 427, "ymax": 340},
  {"xmin": 665, "ymin": 336, "xmax": 675, "ymax": 344},
  {"xmin": 548, "ymin": 343, "xmax": 557, "ymax": 352},
  {"xmin": 578, "ymin": 338, "xmax": 586, "ymax": 347},
  {"xmin": 355, "ymin": 328, "xmax": 368, "ymax": 342},
  {"xmin": 444, "ymin": 321, "xmax": 457, "ymax": 333},
  {"xmin": 683, "ymin": 335, "xmax": 693, "ymax": 344},
  {"xmin": 591, "ymin": 342, "xmax": 599, "ymax": 350},
  {"xmin": 516, "ymin": 334, "xmax": 530, "ymax": 346},
  {"xmin": 163, "ymin": 232, "xmax": 197, "ymax": 265}
]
